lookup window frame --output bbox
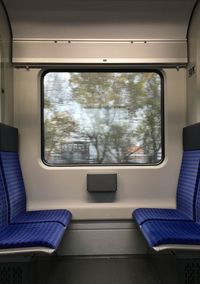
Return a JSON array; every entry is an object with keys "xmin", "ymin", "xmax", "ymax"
[{"xmin": 41, "ymin": 65, "xmax": 164, "ymax": 167}]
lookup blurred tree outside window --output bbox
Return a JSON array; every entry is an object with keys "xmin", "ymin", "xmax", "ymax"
[{"xmin": 42, "ymin": 70, "xmax": 163, "ymax": 165}]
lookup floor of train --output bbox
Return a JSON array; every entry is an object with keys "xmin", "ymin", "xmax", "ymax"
[
  {"xmin": 1, "ymin": 253, "xmax": 200, "ymax": 284},
  {"xmin": 34, "ymin": 254, "xmax": 178, "ymax": 284}
]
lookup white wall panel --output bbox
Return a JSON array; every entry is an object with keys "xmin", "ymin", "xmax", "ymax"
[
  {"xmin": 4, "ymin": 0, "xmax": 195, "ymax": 41},
  {"xmin": 187, "ymin": 1, "xmax": 200, "ymax": 124},
  {"xmin": 13, "ymin": 40, "xmax": 187, "ymax": 65},
  {"xmin": 3, "ymin": 0, "xmax": 195, "ymax": 65},
  {"xmin": 14, "ymin": 68, "xmax": 186, "ymax": 221},
  {"xmin": 0, "ymin": 2, "xmax": 13, "ymax": 125},
  {"xmin": 13, "ymin": 67, "xmax": 186, "ymax": 254},
  {"xmin": 9, "ymin": 0, "xmax": 189, "ymax": 254}
]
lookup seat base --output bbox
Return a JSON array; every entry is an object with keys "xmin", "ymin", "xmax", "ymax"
[{"xmin": 0, "ymin": 246, "xmax": 55, "ymax": 255}]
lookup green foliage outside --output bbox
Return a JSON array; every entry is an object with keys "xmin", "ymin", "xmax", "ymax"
[{"xmin": 43, "ymin": 71, "xmax": 162, "ymax": 165}]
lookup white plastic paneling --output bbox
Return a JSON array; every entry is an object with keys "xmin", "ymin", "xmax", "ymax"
[
  {"xmin": 3, "ymin": 0, "xmax": 196, "ymax": 65},
  {"xmin": 0, "ymin": 1, "xmax": 13, "ymax": 124},
  {"xmin": 187, "ymin": 1, "xmax": 200, "ymax": 124},
  {"xmin": 4, "ymin": 0, "xmax": 196, "ymax": 40},
  {"xmin": 13, "ymin": 68, "xmax": 186, "ymax": 221},
  {"xmin": 13, "ymin": 40, "xmax": 187, "ymax": 65}
]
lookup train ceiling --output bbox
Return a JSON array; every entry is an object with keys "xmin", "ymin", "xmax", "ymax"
[{"xmin": 3, "ymin": 0, "xmax": 197, "ymax": 40}]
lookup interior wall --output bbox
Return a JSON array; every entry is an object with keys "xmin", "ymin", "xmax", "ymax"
[
  {"xmin": 187, "ymin": 1, "xmax": 200, "ymax": 124},
  {"xmin": 0, "ymin": 1, "xmax": 13, "ymax": 125},
  {"xmin": 3, "ymin": 0, "xmax": 195, "ymax": 66},
  {"xmin": 12, "ymin": 40, "xmax": 188, "ymax": 65},
  {"xmin": 9, "ymin": 0, "xmax": 188, "ymax": 255},
  {"xmin": 4, "ymin": 0, "xmax": 195, "ymax": 40},
  {"xmin": 13, "ymin": 67, "xmax": 186, "ymax": 254},
  {"xmin": 14, "ymin": 68, "xmax": 186, "ymax": 220}
]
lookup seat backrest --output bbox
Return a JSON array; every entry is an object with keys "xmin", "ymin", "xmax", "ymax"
[
  {"xmin": 0, "ymin": 124, "xmax": 26, "ymax": 221},
  {"xmin": 195, "ymin": 183, "xmax": 200, "ymax": 222},
  {"xmin": 176, "ymin": 123, "xmax": 200, "ymax": 220},
  {"xmin": 0, "ymin": 169, "xmax": 9, "ymax": 226}
]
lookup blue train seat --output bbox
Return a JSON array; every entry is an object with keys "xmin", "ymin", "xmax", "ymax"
[
  {"xmin": 139, "ymin": 184, "xmax": 200, "ymax": 250},
  {"xmin": 0, "ymin": 166, "xmax": 65, "ymax": 254},
  {"xmin": 133, "ymin": 123, "xmax": 200, "ymax": 251},
  {"xmin": 133, "ymin": 123, "xmax": 200, "ymax": 225},
  {"xmin": 0, "ymin": 123, "xmax": 72, "ymax": 227},
  {"xmin": 139, "ymin": 219, "xmax": 200, "ymax": 251}
]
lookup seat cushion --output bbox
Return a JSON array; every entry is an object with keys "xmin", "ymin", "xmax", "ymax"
[
  {"xmin": 176, "ymin": 150, "xmax": 200, "ymax": 219},
  {"xmin": 12, "ymin": 209, "xmax": 72, "ymax": 227},
  {"xmin": 140, "ymin": 220, "xmax": 200, "ymax": 248},
  {"xmin": 0, "ymin": 151, "xmax": 26, "ymax": 220},
  {"xmin": 133, "ymin": 150, "xmax": 200, "ymax": 225},
  {"xmin": 0, "ymin": 222, "xmax": 65, "ymax": 250},
  {"xmin": 133, "ymin": 208, "xmax": 191, "ymax": 226}
]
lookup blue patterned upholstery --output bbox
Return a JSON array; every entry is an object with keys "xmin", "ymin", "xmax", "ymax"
[
  {"xmin": 12, "ymin": 209, "xmax": 72, "ymax": 226},
  {"xmin": 0, "ymin": 151, "xmax": 72, "ymax": 226},
  {"xmin": 133, "ymin": 208, "xmax": 190, "ymax": 225},
  {"xmin": 133, "ymin": 123, "xmax": 200, "ymax": 250},
  {"xmin": 0, "ymin": 162, "xmax": 66, "ymax": 251},
  {"xmin": 0, "ymin": 171, "xmax": 8, "ymax": 226},
  {"xmin": 0, "ymin": 152, "xmax": 26, "ymax": 221},
  {"xmin": 140, "ymin": 220, "xmax": 200, "ymax": 248},
  {"xmin": 177, "ymin": 150, "xmax": 200, "ymax": 219},
  {"xmin": 0, "ymin": 222, "xmax": 65, "ymax": 249},
  {"xmin": 0, "ymin": 123, "xmax": 70, "ymax": 254},
  {"xmin": 194, "ymin": 179, "xmax": 200, "ymax": 222},
  {"xmin": 133, "ymin": 150, "xmax": 200, "ymax": 225}
]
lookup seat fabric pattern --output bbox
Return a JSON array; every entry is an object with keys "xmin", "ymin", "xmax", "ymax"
[
  {"xmin": 176, "ymin": 150, "xmax": 200, "ymax": 219},
  {"xmin": 12, "ymin": 209, "xmax": 72, "ymax": 227},
  {"xmin": 194, "ymin": 180, "xmax": 200, "ymax": 222},
  {"xmin": 133, "ymin": 150, "xmax": 200, "ymax": 225},
  {"xmin": 140, "ymin": 220, "xmax": 200, "ymax": 247},
  {"xmin": 0, "ymin": 167, "xmax": 66, "ymax": 251},
  {"xmin": 0, "ymin": 123, "xmax": 70, "ymax": 254},
  {"xmin": 0, "ymin": 151, "xmax": 72, "ymax": 226},
  {"xmin": 133, "ymin": 208, "xmax": 190, "ymax": 226},
  {"xmin": 0, "ymin": 152, "xmax": 26, "ymax": 220},
  {"xmin": 0, "ymin": 222, "xmax": 65, "ymax": 249},
  {"xmin": 0, "ymin": 171, "xmax": 8, "ymax": 226}
]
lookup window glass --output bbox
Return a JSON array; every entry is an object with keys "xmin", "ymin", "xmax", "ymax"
[{"xmin": 42, "ymin": 70, "xmax": 163, "ymax": 166}]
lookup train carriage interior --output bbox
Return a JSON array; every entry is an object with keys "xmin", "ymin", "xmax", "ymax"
[{"xmin": 1, "ymin": 0, "xmax": 200, "ymax": 283}]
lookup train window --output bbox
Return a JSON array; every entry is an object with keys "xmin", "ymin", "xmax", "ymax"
[{"xmin": 41, "ymin": 69, "xmax": 164, "ymax": 166}]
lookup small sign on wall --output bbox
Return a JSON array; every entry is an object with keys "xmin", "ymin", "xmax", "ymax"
[
  {"xmin": 87, "ymin": 174, "xmax": 117, "ymax": 192},
  {"xmin": 188, "ymin": 65, "xmax": 196, "ymax": 77}
]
